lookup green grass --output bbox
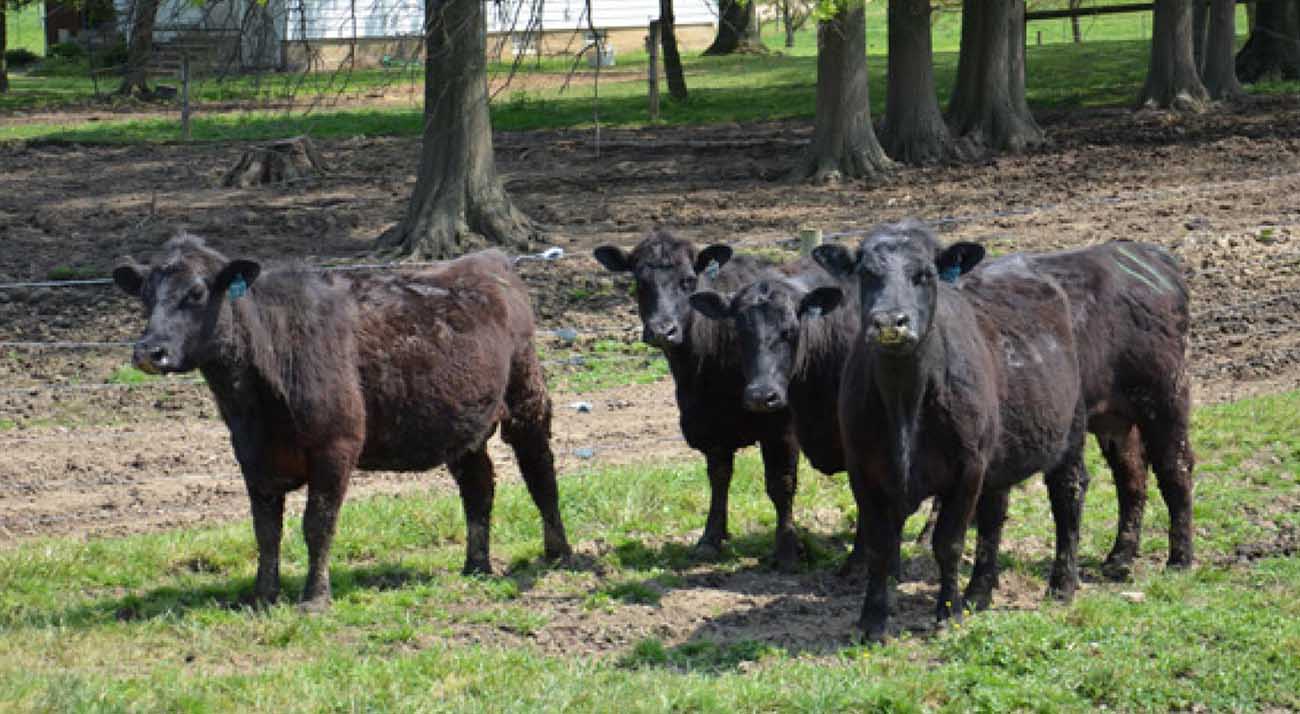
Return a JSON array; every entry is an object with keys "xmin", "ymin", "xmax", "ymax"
[
  {"xmin": 4, "ymin": 1, "xmax": 45, "ymax": 56},
  {"xmin": 540, "ymin": 339, "xmax": 669, "ymax": 394},
  {"xmin": 0, "ymin": 390, "xmax": 1297, "ymax": 711},
  {"xmin": 0, "ymin": 3, "xmax": 1266, "ymax": 143}
]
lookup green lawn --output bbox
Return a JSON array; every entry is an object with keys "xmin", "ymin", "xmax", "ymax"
[
  {"xmin": 4, "ymin": 1, "xmax": 45, "ymax": 56},
  {"xmin": 0, "ymin": 2, "xmax": 1270, "ymax": 144},
  {"xmin": 0, "ymin": 390, "xmax": 1298, "ymax": 712}
]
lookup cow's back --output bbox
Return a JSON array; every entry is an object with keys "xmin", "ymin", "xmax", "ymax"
[
  {"xmin": 350, "ymin": 250, "xmax": 533, "ymax": 470},
  {"xmin": 959, "ymin": 258, "xmax": 1082, "ymax": 487}
]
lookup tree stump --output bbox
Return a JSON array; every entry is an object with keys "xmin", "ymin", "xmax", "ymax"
[{"xmin": 222, "ymin": 136, "xmax": 327, "ymax": 188}]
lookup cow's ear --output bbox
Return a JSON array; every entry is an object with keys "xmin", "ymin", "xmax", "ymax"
[
  {"xmin": 213, "ymin": 259, "xmax": 262, "ymax": 299},
  {"xmin": 695, "ymin": 244, "xmax": 733, "ymax": 275},
  {"xmin": 688, "ymin": 291, "xmax": 732, "ymax": 321},
  {"xmin": 812, "ymin": 244, "xmax": 855, "ymax": 278},
  {"xmin": 936, "ymin": 242, "xmax": 985, "ymax": 282},
  {"xmin": 798, "ymin": 286, "xmax": 843, "ymax": 319},
  {"xmin": 112, "ymin": 259, "xmax": 147, "ymax": 297},
  {"xmin": 593, "ymin": 245, "xmax": 632, "ymax": 272}
]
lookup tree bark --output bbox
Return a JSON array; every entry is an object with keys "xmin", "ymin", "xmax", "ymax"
[
  {"xmin": 1070, "ymin": 0, "xmax": 1083, "ymax": 43},
  {"xmin": 704, "ymin": 0, "xmax": 766, "ymax": 55},
  {"xmin": 1193, "ymin": 0, "xmax": 1209, "ymax": 71},
  {"xmin": 119, "ymin": 0, "xmax": 162, "ymax": 95},
  {"xmin": 881, "ymin": 0, "xmax": 956, "ymax": 165},
  {"xmin": 793, "ymin": 4, "xmax": 892, "ymax": 183},
  {"xmin": 783, "ymin": 0, "xmax": 797, "ymax": 47},
  {"xmin": 1236, "ymin": 0, "xmax": 1300, "ymax": 82},
  {"xmin": 1139, "ymin": 0, "xmax": 1211, "ymax": 111},
  {"xmin": 376, "ymin": 0, "xmax": 534, "ymax": 258},
  {"xmin": 947, "ymin": 0, "xmax": 1044, "ymax": 154},
  {"xmin": 1, "ymin": 6, "xmax": 9, "ymax": 95},
  {"xmin": 660, "ymin": 0, "xmax": 688, "ymax": 100},
  {"xmin": 1204, "ymin": 0, "xmax": 1246, "ymax": 98}
]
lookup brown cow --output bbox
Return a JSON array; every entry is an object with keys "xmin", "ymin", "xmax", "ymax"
[{"xmin": 114, "ymin": 234, "xmax": 571, "ymax": 611}]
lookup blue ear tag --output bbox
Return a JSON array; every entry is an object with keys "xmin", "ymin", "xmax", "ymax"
[
  {"xmin": 704, "ymin": 260, "xmax": 720, "ymax": 280},
  {"xmin": 939, "ymin": 265, "xmax": 962, "ymax": 284},
  {"xmin": 228, "ymin": 274, "xmax": 248, "ymax": 301}
]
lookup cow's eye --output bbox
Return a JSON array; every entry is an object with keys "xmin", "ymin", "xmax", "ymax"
[
  {"xmin": 912, "ymin": 270, "xmax": 932, "ymax": 285},
  {"xmin": 183, "ymin": 286, "xmax": 206, "ymax": 306},
  {"xmin": 679, "ymin": 277, "xmax": 697, "ymax": 291}
]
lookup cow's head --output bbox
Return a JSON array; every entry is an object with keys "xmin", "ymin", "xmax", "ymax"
[
  {"xmin": 593, "ymin": 230, "xmax": 732, "ymax": 349},
  {"xmin": 690, "ymin": 278, "xmax": 842, "ymax": 413},
  {"xmin": 113, "ymin": 234, "xmax": 260, "ymax": 374},
  {"xmin": 813, "ymin": 221, "xmax": 983, "ymax": 356}
]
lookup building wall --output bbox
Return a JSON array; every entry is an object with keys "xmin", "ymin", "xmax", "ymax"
[{"xmin": 284, "ymin": 22, "xmax": 716, "ymax": 71}]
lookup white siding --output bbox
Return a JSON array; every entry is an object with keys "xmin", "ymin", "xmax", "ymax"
[{"xmin": 285, "ymin": 0, "xmax": 423, "ymax": 41}]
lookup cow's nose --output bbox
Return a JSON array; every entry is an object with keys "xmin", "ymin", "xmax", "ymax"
[
  {"xmin": 871, "ymin": 312, "xmax": 909, "ymax": 330},
  {"xmin": 744, "ymin": 384, "xmax": 786, "ymax": 412},
  {"xmin": 133, "ymin": 341, "xmax": 168, "ymax": 373}
]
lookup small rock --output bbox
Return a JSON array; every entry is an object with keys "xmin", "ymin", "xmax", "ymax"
[
  {"xmin": 553, "ymin": 327, "xmax": 579, "ymax": 344},
  {"xmin": 1119, "ymin": 591, "xmax": 1145, "ymax": 603},
  {"xmin": 573, "ymin": 447, "xmax": 595, "ymax": 459},
  {"xmin": 569, "ymin": 401, "xmax": 593, "ymax": 413}
]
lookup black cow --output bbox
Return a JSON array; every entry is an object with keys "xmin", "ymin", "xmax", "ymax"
[
  {"xmin": 693, "ymin": 240, "xmax": 1196, "ymax": 580},
  {"xmin": 593, "ymin": 230, "xmax": 803, "ymax": 569},
  {"xmin": 114, "ymin": 234, "xmax": 571, "ymax": 610},
  {"xmin": 816, "ymin": 220, "xmax": 1090, "ymax": 641}
]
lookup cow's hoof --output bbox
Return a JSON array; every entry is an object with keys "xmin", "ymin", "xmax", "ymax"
[
  {"xmin": 962, "ymin": 585, "xmax": 994, "ymax": 613},
  {"xmin": 1101, "ymin": 556, "xmax": 1133, "ymax": 582},
  {"xmin": 836, "ymin": 555, "xmax": 869, "ymax": 579},
  {"xmin": 1047, "ymin": 580, "xmax": 1078, "ymax": 604},
  {"xmin": 544, "ymin": 543, "xmax": 574, "ymax": 563},
  {"xmin": 856, "ymin": 620, "xmax": 889, "ymax": 645}
]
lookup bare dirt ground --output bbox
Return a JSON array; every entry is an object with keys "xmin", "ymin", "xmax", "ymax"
[{"xmin": 2, "ymin": 95, "xmax": 1299, "ymax": 656}]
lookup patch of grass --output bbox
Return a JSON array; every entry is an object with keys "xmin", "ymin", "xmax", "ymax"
[
  {"xmin": 541, "ymin": 338, "xmax": 669, "ymax": 394},
  {"xmin": 45, "ymin": 264, "xmax": 101, "ymax": 281},
  {"xmin": 0, "ymin": 3, "xmax": 1256, "ymax": 143},
  {"xmin": 106, "ymin": 364, "xmax": 160, "ymax": 385},
  {"xmin": 0, "ymin": 391, "xmax": 1295, "ymax": 711}
]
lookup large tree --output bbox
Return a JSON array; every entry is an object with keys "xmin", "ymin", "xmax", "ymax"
[
  {"xmin": 119, "ymin": 0, "xmax": 162, "ymax": 95},
  {"xmin": 1, "ymin": 2, "xmax": 9, "ymax": 94},
  {"xmin": 704, "ymin": 0, "xmax": 766, "ymax": 54},
  {"xmin": 376, "ymin": 0, "xmax": 534, "ymax": 257},
  {"xmin": 1202, "ymin": 0, "xmax": 1245, "ymax": 99},
  {"xmin": 1236, "ymin": 0, "xmax": 1300, "ymax": 82},
  {"xmin": 947, "ymin": 0, "xmax": 1043, "ymax": 153},
  {"xmin": 880, "ymin": 0, "xmax": 956, "ymax": 165},
  {"xmin": 660, "ymin": 0, "xmax": 688, "ymax": 101},
  {"xmin": 1138, "ymin": 0, "xmax": 1210, "ymax": 110},
  {"xmin": 793, "ymin": 1, "xmax": 892, "ymax": 182}
]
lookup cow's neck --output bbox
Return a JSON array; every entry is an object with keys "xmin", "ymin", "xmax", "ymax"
[
  {"xmin": 199, "ymin": 298, "xmax": 289, "ymax": 415},
  {"xmin": 870, "ymin": 327, "xmax": 942, "ymax": 504}
]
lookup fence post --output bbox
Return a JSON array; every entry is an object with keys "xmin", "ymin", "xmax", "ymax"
[
  {"xmin": 799, "ymin": 227, "xmax": 822, "ymax": 256},
  {"xmin": 180, "ymin": 52, "xmax": 191, "ymax": 142},
  {"xmin": 647, "ymin": 20, "xmax": 661, "ymax": 121}
]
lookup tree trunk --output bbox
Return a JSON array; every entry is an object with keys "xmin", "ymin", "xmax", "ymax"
[
  {"xmin": 1193, "ymin": 0, "xmax": 1209, "ymax": 71},
  {"xmin": 1204, "ymin": 0, "xmax": 1246, "ymax": 98},
  {"xmin": 704, "ymin": 0, "xmax": 766, "ymax": 55},
  {"xmin": 793, "ymin": 4, "xmax": 892, "ymax": 183},
  {"xmin": 1236, "ymin": 0, "xmax": 1300, "ymax": 82},
  {"xmin": 376, "ymin": 0, "xmax": 534, "ymax": 258},
  {"xmin": 881, "ymin": 0, "xmax": 956, "ymax": 165},
  {"xmin": 784, "ymin": 1, "xmax": 797, "ymax": 48},
  {"xmin": 119, "ymin": 0, "xmax": 162, "ymax": 95},
  {"xmin": 1070, "ymin": 0, "xmax": 1083, "ymax": 43},
  {"xmin": 1, "ymin": 7, "xmax": 9, "ymax": 95},
  {"xmin": 947, "ymin": 0, "xmax": 1044, "ymax": 154},
  {"xmin": 660, "ymin": 0, "xmax": 688, "ymax": 100},
  {"xmin": 1139, "ymin": 0, "xmax": 1211, "ymax": 110}
]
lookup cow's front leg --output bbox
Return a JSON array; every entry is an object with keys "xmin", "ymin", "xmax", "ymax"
[
  {"xmin": 300, "ymin": 445, "xmax": 355, "ymax": 612},
  {"xmin": 248, "ymin": 489, "xmax": 286, "ymax": 605}
]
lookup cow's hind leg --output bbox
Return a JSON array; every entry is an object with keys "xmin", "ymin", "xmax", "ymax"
[
  {"xmin": 1143, "ymin": 382, "xmax": 1196, "ymax": 570},
  {"xmin": 1045, "ymin": 408, "xmax": 1091, "ymax": 602},
  {"xmin": 501, "ymin": 347, "xmax": 571, "ymax": 562},
  {"xmin": 697, "ymin": 448, "xmax": 735, "ymax": 557},
  {"xmin": 760, "ymin": 428, "xmax": 802, "ymax": 572},
  {"xmin": 449, "ymin": 447, "xmax": 497, "ymax": 576},
  {"xmin": 963, "ymin": 487, "xmax": 1010, "ymax": 612},
  {"xmin": 300, "ymin": 443, "xmax": 357, "ymax": 612},
  {"xmin": 1099, "ymin": 424, "xmax": 1148, "ymax": 581}
]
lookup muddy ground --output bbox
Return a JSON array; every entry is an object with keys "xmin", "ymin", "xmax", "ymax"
[{"xmin": 2, "ymin": 95, "xmax": 1299, "ymax": 655}]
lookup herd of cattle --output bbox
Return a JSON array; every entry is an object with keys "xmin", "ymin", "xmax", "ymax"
[{"xmin": 112, "ymin": 220, "xmax": 1194, "ymax": 640}]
